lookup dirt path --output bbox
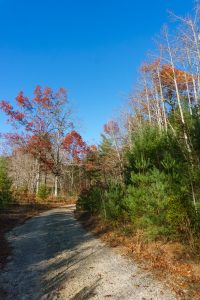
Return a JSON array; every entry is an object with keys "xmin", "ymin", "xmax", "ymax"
[{"xmin": 0, "ymin": 206, "xmax": 176, "ymax": 300}]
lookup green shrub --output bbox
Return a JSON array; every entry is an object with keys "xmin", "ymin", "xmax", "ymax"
[
  {"xmin": 104, "ymin": 183, "xmax": 125, "ymax": 220},
  {"xmin": 76, "ymin": 185, "xmax": 103, "ymax": 213},
  {"xmin": 123, "ymin": 169, "xmax": 172, "ymax": 240},
  {"xmin": 76, "ymin": 183, "xmax": 126, "ymax": 221},
  {"xmin": 37, "ymin": 184, "xmax": 49, "ymax": 200},
  {"xmin": 0, "ymin": 157, "xmax": 12, "ymax": 207},
  {"xmin": 166, "ymin": 195, "xmax": 199, "ymax": 241}
]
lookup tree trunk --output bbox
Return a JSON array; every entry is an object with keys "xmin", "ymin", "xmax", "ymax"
[
  {"xmin": 153, "ymin": 83, "xmax": 162, "ymax": 131},
  {"xmin": 157, "ymin": 67, "xmax": 167, "ymax": 131},
  {"xmin": 186, "ymin": 49, "xmax": 198, "ymax": 105},
  {"xmin": 184, "ymin": 70, "xmax": 193, "ymax": 115},
  {"xmin": 143, "ymin": 76, "xmax": 152, "ymax": 123},
  {"xmin": 54, "ymin": 175, "xmax": 58, "ymax": 197},
  {"xmin": 36, "ymin": 160, "xmax": 40, "ymax": 194},
  {"xmin": 166, "ymin": 31, "xmax": 192, "ymax": 153}
]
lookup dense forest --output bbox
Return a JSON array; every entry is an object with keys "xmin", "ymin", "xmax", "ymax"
[{"xmin": 1, "ymin": 5, "xmax": 200, "ymax": 248}]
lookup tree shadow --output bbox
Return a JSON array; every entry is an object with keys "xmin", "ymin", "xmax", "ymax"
[
  {"xmin": 3, "ymin": 208, "xmax": 106, "ymax": 299},
  {"xmin": 70, "ymin": 278, "xmax": 101, "ymax": 300},
  {"xmin": 42, "ymin": 244, "xmax": 104, "ymax": 296}
]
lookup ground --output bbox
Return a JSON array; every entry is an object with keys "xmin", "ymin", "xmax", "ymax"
[
  {"xmin": 0, "ymin": 204, "xmax": 54, "ymax": 270},
  {"xmin": 0, "ymin": 206, "xmax": 176, "ymax": 300}
]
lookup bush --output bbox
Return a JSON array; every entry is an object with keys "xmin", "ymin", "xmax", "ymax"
[
  {"xmin": 125, "ymin": 125, "xmax": 185, "ymax": 183},
  {"xmin": 37, "ymin": 184, "xmax": 49, "ymax": 200},
  {"xmin": 76, "ymin": 185, "xmax": 103, "ymax": 214},
  {"xmin": 76, "ymin": 183, "xmax": 126, "ymax": 221},
  {"xmin": 104, "ymin": 183, "xmax": 125, "ymax": 220},
  {"xmin": 123, "ymin": 168, "xmax": 170, "ymax": 240},
  {"xmin": 0, "ymin": 157, "xmax": 12, "ymax": 207},
  {"xmin": 166, "ymin": 195, "xmax": 199, "ymax": 241}
]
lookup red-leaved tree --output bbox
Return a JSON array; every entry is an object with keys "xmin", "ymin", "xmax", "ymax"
[{"xmin": 0, "ymin": 86, "xmax": 74, "ymax": 196}]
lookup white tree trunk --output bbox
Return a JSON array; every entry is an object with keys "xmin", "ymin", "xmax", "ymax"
[
  {"xmin": 183, "ymin": 70, "xmax": 193, "ymax": 115},
  {"xmin": 186, "ymin": 49, "xmax": 198, "ymax": 105},
  {"xmin": 165, "ymin": 31, "xmax": 191, "ymax": 152},
  {"xmin": 157, "ymin": 67, "xmax": 167, "ymax": 131},
  {"xmin": 54, "ymin": 175, "xmax": 58, "ymax": 197},
  {"xmin": 36, "ymin": 160, "xmax": 40, "ymax": 194},
  {"xmin": 154, "ymin": 83, "xmax": 162, "ymax": 130},
  {"xmin": 143, "ymin": 76, "xmax": 152, "ymax": 123}
]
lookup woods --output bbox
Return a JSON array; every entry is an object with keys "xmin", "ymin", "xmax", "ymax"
[{"xmin": 77, "ymin": 5, "xmax": 200, "ymax": 247}]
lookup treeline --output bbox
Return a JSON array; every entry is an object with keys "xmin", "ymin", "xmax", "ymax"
[{"xmin": 77, "ymin": 5, "xmax": 200, "ymax": 246}]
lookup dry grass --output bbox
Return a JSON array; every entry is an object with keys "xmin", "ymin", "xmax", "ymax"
[
  {"xmin": 12, "ymin": 190, "xmax": 77, "ymax": 205},
  {"xmin": 75, "ymin": 211, "xmax": 200, "ymax": 300}
]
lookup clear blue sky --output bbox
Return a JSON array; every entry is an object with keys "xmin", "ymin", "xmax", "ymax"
[{"xmin": 0, "ymin": 0, "xmax": 194, "ymax": 145}]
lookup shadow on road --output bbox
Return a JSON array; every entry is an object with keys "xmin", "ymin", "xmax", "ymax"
[
  {"xmin": 3, "ymin": 208, "xmax": 104, "ymax": 299},
  {"xmin": 70, "ymin": 278, "xmax": 101, "ymax": 300}
]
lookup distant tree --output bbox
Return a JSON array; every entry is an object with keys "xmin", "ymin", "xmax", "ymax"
[{"xmin": 103, "ymin": 121, "xmax": 124, "ymax": 182}]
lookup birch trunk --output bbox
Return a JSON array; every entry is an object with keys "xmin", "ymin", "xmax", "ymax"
[
  {"xmin": 153, "ymin": 83, "xmax": 162, "ymax": 130},
  {"xmin": 166, "ymin": 32, "xmax": 191, "ymax": 152},
  {"xmin": 36, "ymin": 159, "xmax": 41, "ymax": 194},
  {"xmin": 186, "ymin": 49, "xmax": 198, "ymax": 105},
  {"xmin": 143, "ymin": 76, "xmax": 152, "ymax": 123},
  {"xmin": 165, "ymin": 30, "xmax": 197, "ymax": 210},
  {"xmin": 157, "ymin": 67, "xmax": 167, "ymax": 130},
  {"xmin": 183, "ymin": 64, "xmax": 193, "ymax": 115},
  {"xmin": 54, "ymin": 175, "xmax": 58, "ymax": 197}
]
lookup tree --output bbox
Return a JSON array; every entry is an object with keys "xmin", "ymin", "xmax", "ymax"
[
  {"xmin": 62, "ymin": 130, "xmax": 87, "ymax": 193},
  {"xmin": 0, "ymin": 86, "xmax": 73, "ymax": 197},
  {"xmin": 103, "ymin": 121, "xmax": 124, "ymax": 181}
]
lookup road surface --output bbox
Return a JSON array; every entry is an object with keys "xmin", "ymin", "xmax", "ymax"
[{"xmin": 0, "ymin": 206, "xmax": 176, "ymax": 300}]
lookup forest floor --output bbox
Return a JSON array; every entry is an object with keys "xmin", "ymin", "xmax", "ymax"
[
  {"xmin": 75, "ymin": 212, "xmax": 200, "ymax": 300},
  {"xmin": 0, "ymin": 206, "xmax": 177, "ymax": 300}
]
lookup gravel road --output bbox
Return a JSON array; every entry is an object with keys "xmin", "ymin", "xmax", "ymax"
[{"xmin": 0, "ymin": 206, "xmax": 177, "ymax": 300}]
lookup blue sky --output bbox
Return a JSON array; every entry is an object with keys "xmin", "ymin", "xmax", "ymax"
[{"xmin": 0, "ymin": 0, "xmax": 194, "ymax": 145}]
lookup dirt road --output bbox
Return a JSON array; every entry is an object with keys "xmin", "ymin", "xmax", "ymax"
[{"xmin": 0, "ymin": 206, "xmax": 176, "ymax": 300}]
